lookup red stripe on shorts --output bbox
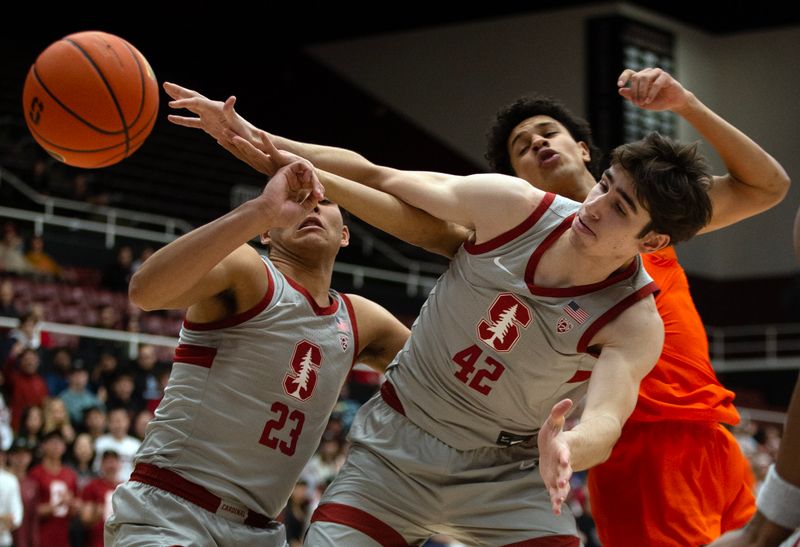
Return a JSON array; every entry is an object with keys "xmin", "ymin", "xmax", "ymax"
[
  {"xmin": 503, "ymin": 535, "xmax": 580, "ymax": 546},
  {"xmin": 380, "ymin": 381, "xmax": 405, "ymax": 416},
  {"xmin": 311, "ymin": 502, "xmax": 409, "ymax": 547}
]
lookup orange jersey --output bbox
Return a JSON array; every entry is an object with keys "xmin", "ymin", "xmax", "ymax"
[{"xmin": 631, "ymin": 247, "xmax": 740, "ymax": 424}]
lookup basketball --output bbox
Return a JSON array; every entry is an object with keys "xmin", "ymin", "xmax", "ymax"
[{"xmin": 22, "ymin": 31, "xmax": 159, "ymax": 168}]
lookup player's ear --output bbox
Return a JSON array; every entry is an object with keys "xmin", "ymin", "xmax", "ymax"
[
  {"xmin": 260, "ymin": 231, "xmax": 271, "ymax": 246},
  {"xmin": 340, "ymin": 225, "xmax": 350, "ymax": 248},
  {"xmin": 638, "ymin": 231, "xmax": 670, "ymax": 253}
]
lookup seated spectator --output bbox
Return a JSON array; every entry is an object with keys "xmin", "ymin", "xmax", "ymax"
[
  {"xmin": 89, "ymin": 351, "xmax": 122, "ymax": 402},
  {"xmin": 5, "ymin": 349, "xmax": 48, "ymax": 432},
  {"xmin": 131, "ymin": 246, "xmax": 154, "ymax": 273},
  {"xmin": 59, "ymin": 362, "xmax": 103, "ymax": 427},
  {"xmin": 131, "ymin": 409, "xmax": 153, "ymax": 442},
  {"xmin": 28, "ymin": 430, "xmax": 78, "ymax": 546},
  {"xmin": 69, "ymin": 172, "xmax": 110, "ymax": 207},
  {"xmin": 25, "ymin": 235, "xmax": 63, "ymax": 279},
  {"xmin": 131, "ymin": 344, "xmax": 168, "ymax": 410},
  {"xmin": 67, "ymin": 432, "xmax": 96, "ymax": 491},
  {"xmin": 0, "ymin": 394, "xmax": 12, "ymax": 452},
  {"xmin": 78, "ymin": 307, "xmax": 127, "ymax": 367},
  {"xmin": 16, "ymin": 406, "xmax": 44, "ymax": 456},
  {"xmin": 7, "ymin": 437, "xmax": 37, "ymax": 547},
  {"xmin": 1, "ymin": 311, "xmax": 43, "ymax": 363},
  {"xmin": 101, "ymin": 245, "xmax": 133, "ymax": 292},
  {"xmin": 0, "ymin": 443, "xmax": 23, "ymax": 547},
  {"xmin": 105, "ymin": 371, "xmax": 145, "ymax": 416},
  {"xmin": 0, "ymin": 222, "xmax": 31, "ymax": 275},
  {"xmin": 42, "ymin": 347, "xmax": 72, "ymax": 397},
  {"xmin": 0, "ymin": 280, "xmax": 18, "ymax": 318},
  {"xmin": 81, "ymin": 407, "xmax": 106, "ymax": 443},
  {"xmin": 80, "ymin": 449, "xmax": 120, "ymax": 547},
  {"xmin": 42, "ymin": 398, "xmax": 75, "ymax": 446},
  {"xmin": 92, "ymin": 408, "xmax": 139, "ymax": 482}
]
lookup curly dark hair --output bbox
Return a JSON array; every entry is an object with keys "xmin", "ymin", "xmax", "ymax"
[
  {"xmin": 612, "ymin": 133, "xmax": 713, "ymax": 244},
  {"xmin": 485, "ymin": 96, "xmax": 602, "ymax": 178}
]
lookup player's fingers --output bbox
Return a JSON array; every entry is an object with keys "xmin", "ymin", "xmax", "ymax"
[
  {"xmin": 167, "ymin": 115, "xmax": 203, "ymax": 129},
  {"xmin": 617, "ymin": 68, "xmax": 636, "ymax": 88},
  {"xmin": 257, "ymin": 130, "xmax": 283, "ymax": 160},
  {"xmin": 222, "ymin": 96, "xmax": 238, "ymax": 116},
  {"xmin": 162, "ymin": 81, "xmax": 198, "ymax": 99},
  {"xmin": 645, "ymin": 72, "xmax": 670, "ymax": 104}
]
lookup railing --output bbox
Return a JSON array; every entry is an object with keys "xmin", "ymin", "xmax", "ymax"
[
  {"xmin": 707, "ymin": 323, "xmax": 800, "ymax": 373},
  {"xmin": 0, "ymin": 167, "xmax": 193, "ymax": 247},
  {"xmin": 0, "ymin": 176, "xmax": 443, "ymax": 295},
  {"xmin": 0, "ymin": 316, "xmax": 177, "ymax": 360}
]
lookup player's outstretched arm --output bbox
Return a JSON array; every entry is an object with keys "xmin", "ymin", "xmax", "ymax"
[
  {"xmin": 165, "ymin": 82, "xmax": 469, "ymax": 257},
  {"xmin": 618, "ymin": 68, "xmax": 790, "ymax": 234},
  {"xmin": 129, "ymin": 162, "xmax": 322, "ymax": 317},
  {"xmin": 540, "ymin": 296, "xmax": 663, "ymax": 515}
]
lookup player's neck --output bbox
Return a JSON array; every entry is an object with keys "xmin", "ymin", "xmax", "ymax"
[
  {"xmin": 537, "ymin": 233, "xmax": 636, "ymax": 288},
  {"xmin": 271, "ymin": 256, "xmax": 335, "ymax": 308}
]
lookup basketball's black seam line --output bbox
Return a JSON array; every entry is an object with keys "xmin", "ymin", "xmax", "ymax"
[
  {"xmin": 120, "ymin": 41, "xmax": 147, "ymax": 128},
  {"xmin": 27, "ymin": 104, "xmax": 157, "ymax": 155},
  {"xmin": 31, "ymin": 65, "xmax": 124, "ymax": 136},
  {"xmin": 65, "ymin": 37, "xmax": 131, "ymax": 158},
  {"xmin": 91, "ymin": 115, "xmax": 157, "ymax": 167}
]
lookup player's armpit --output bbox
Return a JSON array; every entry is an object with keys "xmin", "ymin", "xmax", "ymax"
[{"xmin": 346, "ymin": 294, "xmax": 410, "ymax": 373}]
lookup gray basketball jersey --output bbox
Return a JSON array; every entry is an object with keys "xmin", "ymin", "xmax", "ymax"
[
  {"xmin": 384, "ymin": 193, "xmax": 657, "ymax": 450},
  {"xmin": 135, "ymin": 257, "xmax": 358, "ymax": 518}
]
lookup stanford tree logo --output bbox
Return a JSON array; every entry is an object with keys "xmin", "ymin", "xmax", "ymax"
[
  {"xmin": 283, "ymin": 340, "xmax": 323, "ymax": 401},
  {"xmin": 477, "ymin": 293, "xmax": 532, "ymax": 352}
]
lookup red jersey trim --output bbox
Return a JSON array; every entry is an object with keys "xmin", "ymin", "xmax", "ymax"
[
  {"xmin": 311, "ymin": 502, "xmax": 410, "ymax": 547},
  {"xmin": 464, "ymin": 192, "xmax": 556, "ymax": 255},
  {"xmin": 577, "ymin": 282, "xmax": 659, "ymax": 353},
  {"xmin": 566, "ymin": 370, "xmax": 592, "ymax": 383},
  {"xmin": 173, "ymin": 344, "xmax": 217, "ymax": 369},
  {"xmin": 183, "ymin": 261, "xmax": 275, "ymax": 331},
  {"xmin": 340, "ymin": 293, "xmax": 360, "ymax": 366},
  {"xmin": 526, "ymin": 214, "xmax": 640, "ymax": 298},
  {"xmin": 285, "ymin": 275, "xmax": 340, "ymax": 316}
]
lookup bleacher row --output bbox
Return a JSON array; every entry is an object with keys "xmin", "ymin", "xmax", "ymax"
[{"xmin": 1, "ymin": 272, "xmax": 184, "ymax": 339}]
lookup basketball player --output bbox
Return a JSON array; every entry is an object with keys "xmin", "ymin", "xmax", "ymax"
[
  {"xmin": 169, "ymin": 81, "xmax": 718, "ymax": 546},
  {"xmin": 166, "ymin": 66, "xmax": 789, "ymax": 545},
  {"xmin": 104, "ymin": 160, "xmax": 413, "ymax": 546},
  {"xmin": 707, "ymin": 205, "xmax": 800, "ymax": 546}
]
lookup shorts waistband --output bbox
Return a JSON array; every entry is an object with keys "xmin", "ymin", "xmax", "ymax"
[{"xmin": 130, "ymin": 462, "xmax": 276, "ymax": 529}]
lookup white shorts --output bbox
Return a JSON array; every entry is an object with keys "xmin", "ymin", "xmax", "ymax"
[
  {"xmin": 106, "ymin": 481, "xmax": 287, "ymax": 547},
  {"xmin": 305, "ymin": 394, "xmax": 579, "ymax": 546}
]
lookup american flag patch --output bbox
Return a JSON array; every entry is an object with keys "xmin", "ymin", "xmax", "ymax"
[{"xmin": 562, "ymin": 301, "xmax": 589, "ymax": 324}]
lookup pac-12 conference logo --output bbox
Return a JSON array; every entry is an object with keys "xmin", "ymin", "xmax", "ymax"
[
  {"xmin": 477, "ymin": 293, "xmax": 532, "ymax": 352},
  {"xmin": 283, "ymin": 340, "xmax": 323, "ymax": 401}
]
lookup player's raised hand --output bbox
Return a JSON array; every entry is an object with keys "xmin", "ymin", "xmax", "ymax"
[
  {"xmin": 617, "ymin": 68, "xmax": 693, "ymax": 113},
  {"xmin": 537, "ymin": 399, "xmax": 574, "ymax": 515},
  {"xmin": 228, "ymin": 128, "xmax": 305, "ymax": 176},
  {"xmin": 258, "ymin": 161, "xmax": 325, "ymax": 231},
  {"xmin": 164, "ymin": 82, "xmax": 253, "ymax": 142}
]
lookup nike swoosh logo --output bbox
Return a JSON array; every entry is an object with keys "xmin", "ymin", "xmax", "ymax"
[
  {"xmin": 493, "ymin": 256, "xmax": 514, "ymax": 275},
  {"xmin": 519, "ymin": 459, "xmax": 538, "ymax": 470}
]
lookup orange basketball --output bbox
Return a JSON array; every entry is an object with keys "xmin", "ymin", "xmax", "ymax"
[{"xmin": 22, "ymin": 31, "xmax": 159, "ymax": 168}]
